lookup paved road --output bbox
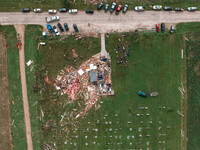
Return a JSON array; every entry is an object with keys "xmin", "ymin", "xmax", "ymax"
[
  {"xmin": 14, "ymin": 25, "xmax": 33, "ymax": 150},
  {"xmin": 1, "ymin": 11, "xmax": 200, "ymax": 33}
]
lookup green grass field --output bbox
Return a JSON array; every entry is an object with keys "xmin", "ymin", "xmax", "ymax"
[
  {"xmin": 0, "ymin": 0, "xmax": 200, "ymax": 12},
  {"xmin": 24, "ymin": 24, "xmax": 186, "ymax": 149},
  {"xmin": 0, "ymin": 26, "xmax": 27, "ymax": 150}
]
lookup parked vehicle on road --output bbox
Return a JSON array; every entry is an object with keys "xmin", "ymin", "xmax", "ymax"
[
  {"xmin": 64, "ymin": 23, "xmax": 69, "ymax": 31},
  {"xmin": 161, "ymin": 23, "xmax": 165, "ymax": 32},
  {"xmin": 153, "ymin": 5, "xmax": 162, "ymax": 10},
  {"xmin": 115, "ymin": 5, "xmax": 122, "ymax": 15},
  {"xmin": 97, "ymin": 2, "xmax": 103, "ymax": 10},
  {"xmin": 164, "ymin": 6, "xmax": 172, "ymax": 11},
  {"xmin": 59, "ymin": 8, "xmax": 67, "ymax": 12},
  {"xmin": 175, "ymin": 8, "xmax": 184, "ymax": 11},
  {"xmin": 156, "ymin": 24, "xmax": 160, "ymax": 32},
  {"xmin": 57, "ymin": 23, "xmax": 64, "ymax": 32},
  {"xmin": 110, "ymin": 2, "xmax": 116, "ymax": 13},
  {"xmin": 34, "ymin": 8, "xmax": 42, "ymax": 13},
  {"xmin": 188, "ymin": 7, "xmax": 197, "ymax": 11},
  {"xmin": 69, "ymin": 9, "xmax": 78, "ymax": 14},
  {"xmin": 170, "ymin": 26, "xmax": 175, "ymax": 34},
  {"xmin": 48, "ymin": 9, "xmax": 56, "ymax": 14},
  {"xmin": 22, "ymin": 8, "xmax": 30, "ymax": 12},
  {"xmin": 73, "ymin": 24, "xmax": 79, "ymax": 32},
  {"xmin": 85, "ymin": 9, "xmax": 94, "ymax": 14},
  {"xmin": 135, "ymin": 6, "xmax": 145, "ymax": 11},
  {"xmin": 53, "ymin": 26, "xmax": 60, "ymax": 36},
  {"xmin": 123, "ymin": 4, "xmax": 128, "ymax": 13},
  {"xmin": 105, "ymin": 4, "xmax": 109, "ymax": 12},
  {"xmin": 47, "ymin": 24, "xmax": 54, "ymax": 34},
  {"xmin": 46, "ymin": 16, "xmax": 59, "ymax": 23}
]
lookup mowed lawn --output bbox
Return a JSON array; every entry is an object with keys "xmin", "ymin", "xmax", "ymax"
[{"xmin": 1, "ymin": 0, "xmax": 200, "ymax": 11}]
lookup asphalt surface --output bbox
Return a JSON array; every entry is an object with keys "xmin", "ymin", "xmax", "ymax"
[{"xmin": 1, "ymin": 11, "xmax": 200, "ymax": 33}]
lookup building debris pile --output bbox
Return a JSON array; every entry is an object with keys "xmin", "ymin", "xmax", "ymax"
[{"xmin": 54, "ymin": 53, "xmax": 114, "ymax": 116}]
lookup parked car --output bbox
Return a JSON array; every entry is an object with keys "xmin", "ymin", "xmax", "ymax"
[
  {"xmin": 69, "ymin": 9, "xmax": 78, "ymax": 14},
  {"xmin": 53, "ymin": 26, "xmax": 60, "ymax": 36},
  {"xmin": 161, "ymin": 23, "xmax": 165, "ymax": 32},
  {"xmin": 105, "ymin": 4, "xmax": 109, "ymax": 12},
  {"xmin": 138, "ymin": 91, "xmax": 148, "ymax": 97},
  {"xmin": 48, "ymin": 9, "xmax": 57, "ymax": 14},
  {"xmin": 153, "ymin": 5, "xmax": 162, "ymax": 10},
  {"xmin": 57, "ymin": 23, "xmax": 64, "ymax": 32},
  {"xmin": 47, "ymin": 24, "xmax": 54, "ymax": 34},
  {"xmin": 85, "ymin": 9, "xmax": 94, "ymax": 14},
  {"xmin": 97, "ymin": 2, "xmax": 103, "ymax": 10},
  {"xmin": 188, "ymin": 7, "xmax": 197, "ymax": 11},
  {"xmin": 110, "ymin": 2, "xmax": 116, "ymax": 13},
  {"xmin": 34, "ymin": 8, "xmax": 42, "ymax": 13},
  {"xmin": 115, "ymin": 5, "xmax": 122, "ymax": 15},
  {"xmin": 164, "ymin": 6, "xmax": 172, "ymax": 11},
  {"xmin": 46, "ymin": 16, "xmax": 59, "ymax": 23},
  {"xmin": 64, "ymin": 23, "xmax": 69, "ymax": 31},
  {"xmin": 170, "ymin": 26, "xmax": 175, "ymax": 34},
  {"xmin": 73, "ymin": 24, "xmax": 79, "ymax": 32},
  {"xmin": 59, "ymin": 8, "xmax": 67, "ymax": 12},
  {"xmin": 175, "ymin": 7, "xmax": 184, "ymax": 11},
  {"xmin": 22, "ymin": 8, "xmax": 30, "ymax": 12},
  {"xmin": 123, "ymin": 4, "xmax": 128, "ymax": 13},
  {"xmin": 135, "ymin": 6, "xmax": 145, "ymax": 11},
  {"xmin": 156, "ymin": 24, "xmax": 160, "ymax": 32}
]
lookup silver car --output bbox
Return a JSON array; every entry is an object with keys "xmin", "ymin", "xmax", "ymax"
[
  {"xmin": 135, "ymin": 6, "xmax": 145, "ymax": 11},
  {"xmin": 188, "ymin": 7, "xmax": 197, "ymax": 11},
  {"xmin": 34, "ymin": 8, "xmax": 42, "ymax": 13},
  {"xmin": 153, "ymin": 5, "xmax": 162, "ymax": 10}
]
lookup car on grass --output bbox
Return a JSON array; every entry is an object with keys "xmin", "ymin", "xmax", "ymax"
[
  {"xmin": 115, "ymin": 5, "xmax": 122, "ymax": 15},
  {"xmin": 188, "ymin": 7, "xmax": 197, "ymax": 11},
  {"xmin": 153, "ymin": 5, "xmax": 162, "ymax": 10},
  {"xmin": 59, "ymin": 8, "xmax": 67, "ymax": 12},
  {"xmin": 105, "ymin": 4, "xmax": 109, "ymax": 12},
  {"xmin": 175, "ymin": 7, "xmax": 184, "ymax": 11},
  {"xmin": 53, "ymin": 26, "xmax": 60, "ymax": 36},
  {"xmin": 64, "ymin": 23, "xmax": 69, "ymax": 31},
  {"xmin": 47, "ymin": 24, "xmax": 54, "ymax": 34},
  {"xmin": 97, "ymin": 2, "xmax": 103, "ymax": 10},
  {"xmin": 46, "ymin": 16, "xmax": 59, "ymax": 23},
  {"xmin": 48, "ymin": 9, "xmax": 57, "ymax": 14},
  {"xmin": 22, "ymin": 8, "xmax": 30, "ymax": 12},
  {"xmin": 156, "ymin": 24, "xmax": 160, "ymax": 32},
  {"xmin": 170, "ymin": 26, "xmax": 175, "ymax": 34},
  {"xmin": 69, "ymin": 9, "xmax": 78, "ymax": 14},
  {"xmin": 34, "ymin": 8, "xmax": 42, "ymax": 13},
  {"xmin": 123, "ymin": 4, "xmax": 128, "ymax": 13},
  {"xmin": 161, "ymin": 23, "xmax": 165, "ymax": 32},
  {"xmin": 138, "ymin": 91, "xmax": 148, "ymax": 97},
  {"xmin": 110, "ymin": 2, "xmax": 116, "ymax": 13},
  {"xmin": 85, "ymin": 9, "xmax": 94, "ymax": 14},
  {"xmin": 135, "ymin": 6, "xmax": 145, "ymax": 11},
  {"xmin": 73, "ymin": 24, "xmax": 79, "ymax": 32},
  {"xmin": 164, "ymin": 6, "xmax": 172, "ymax": 11},
  {"xmin": 57, "ymin": 23, "xmax": 64, "ymax": 32}
]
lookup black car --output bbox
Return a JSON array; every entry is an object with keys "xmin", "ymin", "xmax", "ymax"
[
  {"xmin": 161, "ymin": 23, "xmax": 165, "ymax": 32},
  {"xmin": 64, "ymin": 23, "xmax": 69, "ymax": 31},
  {"xmin": 85, "ymin": 9, "xmax": 94, "ymax": 14},
  {"xmin": 97, "ymin": 2, "xmax": 103, "ymax": 10},
  {"xmin": 175, "ymin": 7, "xmax": 184, "ymax": 11},
  {"xmin": 164, "ymin": 6, "xmax": 172, "ymax": 11},
  {"xmin": 73, "ymin": 24, "xmax": 79, "ymax": 32},
  {"xmin": 57, "ymin": 23, "xmax": 64, "ymax": 32},
  {"xmin": 59, "ymin": 8, "xmax": 67, "ymax": 12},
  {"xmin": 22, "ymin": 8, "xmax": 30, "ymax": 12}
]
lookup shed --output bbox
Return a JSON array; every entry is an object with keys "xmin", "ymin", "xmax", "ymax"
[{"xmin": 90, "ymin": 71, "xmax": 97, "ymax": 82}]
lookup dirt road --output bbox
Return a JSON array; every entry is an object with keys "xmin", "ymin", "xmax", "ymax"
[
  {"xmin": 14, "ymin": 25, "xmax": 33, "ymax": 150},
  {"xmin": 1, "ymin": 11, "xmax": 200, "ymax": 33}
]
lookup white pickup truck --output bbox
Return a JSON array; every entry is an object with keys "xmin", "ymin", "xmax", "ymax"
[{"xmin": 46, "ymin": 16, "xmax": 59, "ymax": 23}]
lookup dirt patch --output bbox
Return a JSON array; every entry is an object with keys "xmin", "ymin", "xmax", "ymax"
[{"xmin": 0, "ymin": 33, "xmax": 12, "ymax": 149}]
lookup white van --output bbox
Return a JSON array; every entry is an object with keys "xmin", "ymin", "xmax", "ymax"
[{"xmin": 69, "ymin": 9, "xmax": 78, "ymax": 14}]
